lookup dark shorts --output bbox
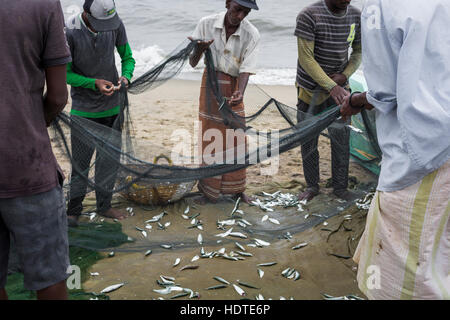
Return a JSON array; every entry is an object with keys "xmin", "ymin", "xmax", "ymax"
[{"xmin": 0, "ymin": 186, "xmax": 70, "ymax": 291}]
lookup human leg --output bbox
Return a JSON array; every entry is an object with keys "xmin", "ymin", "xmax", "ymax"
[
  {"xmin": 93, "ymin": 115, "xmax": 127, "ymax": 219},
  {"xmin": 0, "ymin": 208, "xmax": 10, "ymax": 300},
  {"xmin": 67, "ymin": 119, "xmax": 96, "ymax": 220},
  {"xmin": 1, "ymin": 187, "xmax": 70, "ymax": 299}
]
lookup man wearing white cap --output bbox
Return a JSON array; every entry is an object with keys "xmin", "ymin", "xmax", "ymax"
[{"xmin": 65, "ymin": 0, "xmax": 136, "ymax": 226}]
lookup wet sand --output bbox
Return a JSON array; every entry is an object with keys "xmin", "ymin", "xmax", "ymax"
[{"xmin": 57, "ymin": 79, "xmax": 377, "ymax": 300}]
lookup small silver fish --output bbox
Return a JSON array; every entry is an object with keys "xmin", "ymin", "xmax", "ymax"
[
  {"xmin": 258, "ymin": 262, "xmax": 277, "ymax": 267},
  {"xmin": 292, "ymin": 242, "xmax": 308, "ymax": 250},
  {"xmin": 145, "ymin": 250, "xmax": 152, "ymax": 256},
  {"xmin": 237, "ymin": 280, "xmax": 260, "ymax": 290},
  {"xmin": 236, "ymin": 251, "xmax": 253, "ymax": 257},
  {"xmin": 231, "ymin": 197, "xmax": 241, "ymax": 216},
  {"xmin": 269, "ymin": 218, "xmax": 280, "ymax": 225},
  {"xmin": 218, "ymin": 219, "xmax": 235, "ymax": 226},
  {"xmin": 235, "ymin": 242, "xmax": 246, "ymax": 251},
  {"xmin": 100, "ymin": 283, "xmax": 125, "ymax": 294},
  {"xmin": 191, "ymin": 255, "xmax": 199, "ymax": 262},
  {"xmin": 215, "ymin": 227, "xmax": 233, "ymax": 238},
  {"xmin": 257, "ymin": 268, "xmax": 264, "ymax": 278},
  {"xmin": 206, "ymin": 284, "xmax": 228, "ymax": 290},
  {"xmin": 153, "ymin": 286, "xmax": 183, "ymax": 295},
  {"xmin": 213, "ymin": 276, "xmax": 230, "ymax": 285},
  {"xmin": 281, "ymin": 268, "xmax": 291, "ymax": 277},
  {"xmin": 239, "ymin": 219, "xmax": 252, "ymax": 226},
  {"xmin": 232, "ymin": 284, "xmax": 246, "ymax": 296},
  {"xmin": 173, "ymin": 258, "xmax": 181, "ymax": 267},
  {"xmin": 180, "ymin": 265, "xmax": 199, "ymax": 271},
  {"xmin": 197, "ymin": 234, "xmax": 203, "ymax": 245},
  {"xmin": 254, "ymin": 239, "xmax": 270, "ymax": 247},
  {"xmin": 184, "ymin": 206, "xmax": 190, "ymax": 214},
  {"xmin": 160, "ymin": 244, "xmax": 172, "ymax": 249},
  {"xmin": 229, "ymin": 232, "xmax": 247, "ymax": 239}
]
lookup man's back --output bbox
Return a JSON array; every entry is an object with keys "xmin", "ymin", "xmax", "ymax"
[
  {"xmin": 362, "ymin": 0, "xmax": 450, "ymax": 191},
  {"xmin": 0, "ymin": 0, "xmax": 71, "ymax": 198}
]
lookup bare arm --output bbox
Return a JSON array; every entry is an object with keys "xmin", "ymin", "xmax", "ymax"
[
  {"xmin": 230, "ymin": 73, "xmax": 250, "ymax": 106},
  {"xmin": 44, "ymin": 64, "xmax": 68, "ymax": 126},
  {"xmin": 188, "ymin": 37, "xmax": 214, "ymax": 68}
]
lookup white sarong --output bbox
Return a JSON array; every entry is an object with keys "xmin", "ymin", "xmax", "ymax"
[{"xmin": 354, "ymin": 161, "xmax": 450, "ymax": 300}]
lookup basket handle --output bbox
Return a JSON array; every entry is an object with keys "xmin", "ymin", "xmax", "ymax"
[{"xmin": 153, "ymin": 154, "xmax": 173, "ymax": 166}]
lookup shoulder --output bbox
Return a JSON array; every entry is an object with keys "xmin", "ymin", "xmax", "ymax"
[
  {"xmin": 297, "ymin": 1, "xmax": 323, "ymax": 21},
  {"xmin": 347, "ymin": 5, "xmax": 362, "ymax": 18},
  {"xmin": 37, "ymin": 0, "xmax": 63, "ymax": 13},
  {"xmin": 198, "ymin": 12, "xmax": 222, "ymax": 25},
  {"xmin": 242, "ymin": 19, "xmax": 260, "ymax": 42}
]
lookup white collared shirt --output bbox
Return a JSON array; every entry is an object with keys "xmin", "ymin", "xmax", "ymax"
[{"xmin": 192, "ymin": 11, "xmax": 260, "ymax": 77}]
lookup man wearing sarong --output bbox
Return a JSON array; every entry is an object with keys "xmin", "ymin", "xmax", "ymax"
[
  {"xmin": 295, "ymin": 0, "xmax": 362, "ymax": 202},
  {"xmin": 340, "ymin": 0, "xmax": 450, "ymax": 299},
  {"xmin": 189, "ymin": 0, "xmax": 260, "ymax": 204}
]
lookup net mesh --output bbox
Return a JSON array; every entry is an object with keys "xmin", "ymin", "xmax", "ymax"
[{"xmin": 50, "ymin": 40, "xmax": 378, "ymax": 209}]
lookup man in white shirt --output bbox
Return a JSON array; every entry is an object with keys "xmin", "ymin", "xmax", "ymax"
[
  {"xmin": 189, "ymin": 0, "xmax": 260, "ymax": 205},
  {"xmin": 340, "ymin": 0, "xmax": 450, "ymax": 300}
]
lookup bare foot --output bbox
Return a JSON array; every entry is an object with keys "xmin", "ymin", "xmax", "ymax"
[
  {"xmin": 298, "ymin": 188, "xmax": 319, "ymax": 201},
  {"xmin": 99, "ymin": 208, "xmax": 128, "ymax": 220},
  {"xmin": 236, "ymin": 193, "xmax": 255, "ymax": 205}
]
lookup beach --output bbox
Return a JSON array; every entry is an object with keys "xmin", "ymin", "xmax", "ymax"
[{"xmin": 55, "ymin": 78, "xmax": 378, "ymax": 300}]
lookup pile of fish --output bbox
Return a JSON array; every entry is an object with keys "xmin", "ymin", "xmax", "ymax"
[
  {"xmin": 181, "ymin": 206, "xmax": 204, "ymax": 230},
  {"xmin": 252, "ymin": 191, "xmax": 307, "ymax": 213}
]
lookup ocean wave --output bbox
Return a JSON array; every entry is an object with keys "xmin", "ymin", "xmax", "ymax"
[{"xmin": 117, "ymin": 45, "xmax": 297, "ymax": 86}]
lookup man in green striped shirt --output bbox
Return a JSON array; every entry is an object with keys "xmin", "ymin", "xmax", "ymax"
[{"xmin": 65, "ymin": 0, "xmax": 135, "ymax": 226}]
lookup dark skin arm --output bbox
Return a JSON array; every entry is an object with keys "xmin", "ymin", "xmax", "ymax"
[
  {"xmin": 43, "ymin": 64, "xmax": 69, "ymax": 126},
  {"xmin": 188, "ymin": 37, "xmax": 214, "ymax": 68},
  {"xmin": 230, "ymin": 72, "xmax": 250, "ymax": 106},
  {"xmin": 340, "ymin": 92, "xmax": 375, "ymax": 120}
]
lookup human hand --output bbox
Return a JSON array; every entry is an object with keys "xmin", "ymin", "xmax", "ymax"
[
  {"xmin": 329, "ymin": 73, "xmax": 348, "ymax": 87},
  {"xmin": 340, "ymin": 92, "xmax": 369, "ymax": 120},
  {"xmin": 188, "ymin": 37, "xmax": 214, "ymax": 52},
  {"xmin": 230, "ymin": 90, "xmax": 243, "ymax": 106},
  {"xmin": 118, "ymin": 76, "xmax": 129, "ymax": 89},
  {"xmin": 330, "ymin": 85, "xmax": 350, "ymax": 106},
  {"xmin": 95, "ymin": 79, "xmax": 115, "ymax": 96}
]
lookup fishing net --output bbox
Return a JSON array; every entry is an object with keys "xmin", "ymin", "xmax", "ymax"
[
  {"xmin": 50, "ymin": 39, "xmax": 379, "ymax": 216},
  {"xmin": 51, "ymin": 40, "xmax": 344, "ymax": 208}
]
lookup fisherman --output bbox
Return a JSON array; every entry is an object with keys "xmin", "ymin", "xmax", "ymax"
[
  {"xmin": 65, "ymin": 0, "xmax": 136, "ymax": 227},
  {"xmin": 340, "ymin": 0, "xmax": 450, "ymax": 299},
  {"xmin": 0, "ymin": 0, "xmax": 71, "ymax": 300},
  {"xmin": 295, "ymin": 0, "xmax": 362, "ymax": 201},
  {"xmin": 188, "ymin": 0, "xmax": 260, "ymax": 204}
]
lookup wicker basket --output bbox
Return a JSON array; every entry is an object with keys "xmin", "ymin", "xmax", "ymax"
[{"xmin": 119, "ymin": 155, "xmax": 197, "ymax": 205}]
